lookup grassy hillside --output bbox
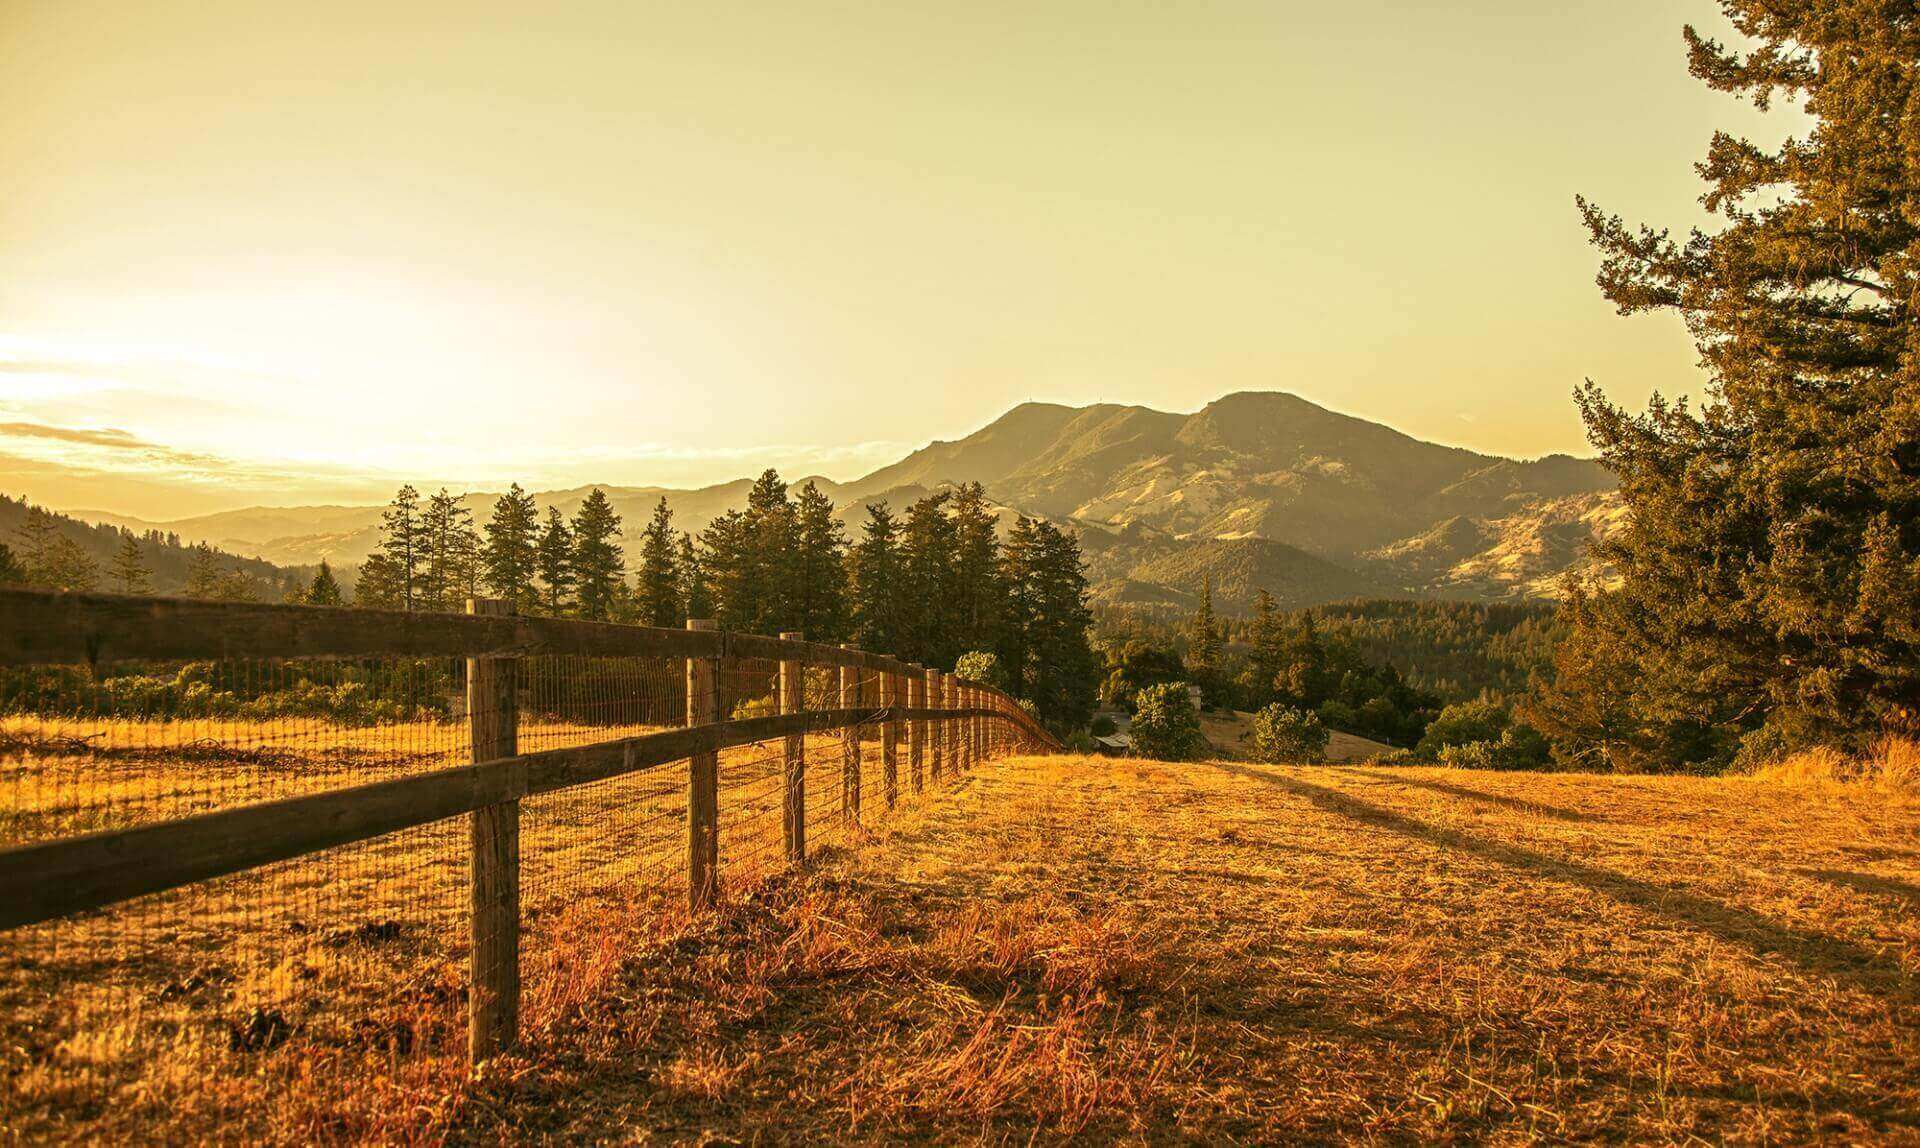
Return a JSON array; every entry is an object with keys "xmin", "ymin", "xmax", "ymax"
[
  {"xmin": 7, "ymin": 747, "xmax": 1914, "ymax": 1141},
  {"xmin": 57, "ymin": 391, "xmax": 1618, "ymax": 604},
  {"xmin": 473, "ymin": 754, "xmax": 1915, "ymax": 1143}
]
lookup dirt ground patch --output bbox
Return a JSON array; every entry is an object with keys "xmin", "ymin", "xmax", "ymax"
[{"xmin": 454, "ymin": 755, "xmax": 1920, "ymax": 1144}]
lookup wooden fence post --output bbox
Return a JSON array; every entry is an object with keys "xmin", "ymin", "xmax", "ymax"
[
  {"xmin": 882, "ymin": 664, "xmax": 900, "ymax": 808},
  {"xmin": 839, "ymin": 644, "xmax": 860, "ymax": 823},
  {"xmin": 467, "ymin": 598, "xmax": 519, "ymax": 1065},
  {"xmin": 967, "ymin": 687, "xmax": 983, "ymax": 767},
  {"xmin": 954, "ymin": 676, "xmax": 965, "ymax": 768},
  {"xmin": 780, "ymin": 632, "xmax": 805, "ymax": 865},
  {"xmin": 686, "ymin": 619, "xmax": 719, "ymax": 911},
  {"xmin": 908, "ymin": 665, "xmax": 925, "ymax": 793},
  {"xmin": 927, "ymin": 669, "xmax": 943, "ymax": 782}
]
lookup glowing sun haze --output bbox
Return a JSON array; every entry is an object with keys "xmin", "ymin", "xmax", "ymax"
[{"xmin": 1, "ymin": 1, "xmax": 1781, "ymax": 518}]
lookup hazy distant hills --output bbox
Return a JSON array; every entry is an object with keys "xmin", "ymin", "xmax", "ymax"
[
  {"xmin": 0, "ymin": 495, "xmax": 308, "ymax": 596},
  {"xmin": 66, "ymin": 391, "xmax": 1620, "ymax": 611}
]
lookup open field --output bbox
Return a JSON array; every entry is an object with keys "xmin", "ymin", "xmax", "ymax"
[
  {"xmin": 452, "ymin": 754, "xmax": 1920, "ymax": 1144},
  {"xmin": 7, "ymin": 750, "xmax": 1919, "ymax": 1142},
  {"xmin": 0, "ymin": 715, "xmax": 960, "ymax": 1143}
]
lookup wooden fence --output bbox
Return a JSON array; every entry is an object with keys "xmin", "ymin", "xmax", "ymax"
[{"xmin": 0, "ymin": 587, "xmax": 1059, "ymax": 1064}]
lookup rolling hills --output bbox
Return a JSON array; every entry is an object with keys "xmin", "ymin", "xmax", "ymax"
[{"xmin": 60, "ymin": 391, "xmax": 1620, "ymax": 610}]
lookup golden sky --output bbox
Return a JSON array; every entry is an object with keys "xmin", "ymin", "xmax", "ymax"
[{"xmin": 1, "ymin": 1, "xmax": 1788, "ymax": 518}]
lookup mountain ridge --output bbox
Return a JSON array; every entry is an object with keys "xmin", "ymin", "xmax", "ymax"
[{"xmin": 47, "ymin": 391, "xmax": 1620, "ymax": 610}]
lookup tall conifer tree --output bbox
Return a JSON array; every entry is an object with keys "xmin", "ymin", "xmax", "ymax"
[
  {"xmin": 302, "ymin": 560, "xmax": 345, "ymax": 606},
  {"xmin": 1543, "ymin": 3, "xmax": 1920, "ymax": 765},
  {"xmin": 420, "ymin": 489, "xmax": 479, "ymax": 611},
  {"xmin": 678, "ymin": 532, "xmax": 711, "ymax": 622},
  {"xmin": 899, "ymin": 492, "xmax": 958, "ymax": 665},
  {"xmin": 109, "ymin": 532, "xmax": 151, "ymax": 595},
  {"xmin": 849, "ymin": 502, "xmax": 906, "ymax": 654},
  {"xmin": 570, "ymin": 488, "xmax": 625, "ymax": 621},
  {"xmin": 636, "ymin": 497, "xmax": 682, "ymax": 627},
  {"xmin": 379, "ymin": 485, "xmax": 424, "ymax": 611},
  {"xmin": 536, "ymin": 507, "xmax": 576, "ymax": 615},
  {"xmin": 790, "ymin": 482, "xmax": 849, "ymax": 642},
  {"xmin": 482, "ymin": 483, "xmax": 541, "ymax": 610}
]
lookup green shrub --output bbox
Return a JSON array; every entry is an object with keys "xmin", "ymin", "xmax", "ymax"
[
  {"xmin": 1437, "ymin": 724, "xmax": 1555, "ymax": 771},
  {"xmin": 955, "ymin": 650, "xmax": 1007, "ymax": 691},
  {"xmin": 1129, "ymin": 681, "xmax": 1209, "ymax": 762},
  {"xmin": 1438, "ymin": 740, "xmax": 1498, "ymax": 770},
  {"xmin": 1250, "ymin": 704, "xmax": 1330, "ymax": 763},
  {"xmin": 1089, "ymin": 714, "xmax": 1117, "ymax": 738},
  {"xmin": 1415, "ymin": 699, "xmax": 1511, "ymax": 759}
]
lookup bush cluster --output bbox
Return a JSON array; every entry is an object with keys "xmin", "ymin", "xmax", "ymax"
[
  {"xmin": 1128, "ymin": 682, "xmax": 1209, "ymax": 762},
  {"xmin": 1249, "ymin": 704, "xmax": 1329, "ymax": 763}
]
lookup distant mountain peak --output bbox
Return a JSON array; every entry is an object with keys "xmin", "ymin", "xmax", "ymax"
[{"xmin": 42, "ymin": 390, "xmax": 1617, "ymax": 610}]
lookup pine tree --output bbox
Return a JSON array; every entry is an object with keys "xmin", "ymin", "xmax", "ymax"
[
  {"xmin": 948, "ymin": 482, "xmax": 1004, "ymax": 657},
  {"xmin": 420, "ymin": 489, "xmax": 479, "ymax": 611},
  {"xmin": 1522, "ymin": 581, "xmax": 1647, "ymax": 771},
  {"xmin": 678, "ymin": 532, "xmax": 711, "ymax": 622},
  {"xmin": 108, "ymin": 532, "xmax": 152, "ymax": 595},
  {"xmin": 0, "ymin": 542, "xmax": 23, "ymax": 585},
  {"xmin": 899, "ymin": 492, "xmax": 958, "ymax": 665},
  {"xmin": 354, "ymin": 553, "xmax": 406, "ymax": 609},
  {"xmin": 303, "ymin": 560, "xmax": 344, "ymax": 607},
  {"xmin": 1246, "ymin": 587, "xmax": 1285, "ymax": 706},
  {"xmin": 185, "ymin": 543, "xmax": 225, "ymax": 599},
  {"xmin": 742, "ymin": 469, "xmax": 797, "ymax": 634},
  {"xmin": 849, "ymin": 502, "xmax": 906, "ymax": 654},
  {"xmin": 213, "ymin": 569, "xmax": 260, "ymax": 602},
  {"xmin": 698, "ymin": 509, "xmax": 755, "ymax": 631},
  {"xmin": 635, "ymin": 497, "xmax": 682, "ymax": 627},
  {"xmin": 379, "ymin": 485, "xmax": 425, "ymax": 611},
  {"xmin": 536, "ymin": 507, "xmax": 576, "ymax": 615},
  {"xmin": 12, "ymin": 507, "xmax": 62, "ymax": 587},
  {"xmin": 789, "ymin": 482, "xmax": 849, "ymax": 642},
  {"xmin": 1553, "ymin": 4, "xmax": 1920, "ymax": 764},
  {"xmin": 1002, "ymin": 517, "xmax": 1097, "ymax": 730},
  {"xmin": 481, "ymin": 483, "xmax": 541, "ymax": 610},
  {"xmin": 1184, "ymin": 575, "xmax": 1224, "ymax": 701},
  {"xmin": 570, "ymin": 488, "xmax": 625, "ymax": 621}
]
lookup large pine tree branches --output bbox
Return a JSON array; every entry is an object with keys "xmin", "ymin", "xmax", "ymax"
[{"xmin": 1547, "ymin": 0, "xmax": 1920, "ymax": 768}]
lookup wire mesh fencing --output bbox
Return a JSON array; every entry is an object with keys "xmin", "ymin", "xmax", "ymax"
[{"xmin": 0, "ymin": 591, "xmax": 1056, "ymax": 1139}]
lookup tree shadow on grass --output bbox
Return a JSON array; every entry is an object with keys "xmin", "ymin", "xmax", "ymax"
[
  {"xmin": 1803, "ymin": 868, "xmax": 1920, "ymax": 911},
  {"xmin": 1211, "ymin": 763, "xmax": 1916, "ymax": 1001},
  {"xmin": 1342, "ymin": 768, "xmax": 1602, "ymax": 823}
]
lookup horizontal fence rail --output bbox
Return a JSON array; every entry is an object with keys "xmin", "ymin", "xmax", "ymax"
[
  {"xmin": 0, "ymin": 586, "xmax": 1060, "ymax": 1117},
  {"xmin": 0, "ymin": 703, "xmax": 1014, "ymax": 932},
  {"xmin": 1, "ymin": 588, "xmax": 961, "ymax": 676}
]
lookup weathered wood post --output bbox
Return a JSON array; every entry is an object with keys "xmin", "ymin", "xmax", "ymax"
[
  {"xmin": 953, "ymin": 681, "xmax": 968, "ymax": 771},
  {"xmin": 908, "ymin": 664, "xmax": 926, "ymax": 793},
  {"xmin": 686, "ymin": 619, "xmax": 719, "ymax": 911},
  {"xmin": 467, "ymin": 597, "xmax": 519, "ymax": 1065},
  {"xmin": 972, "ymin": 685, "xmax": 984, "ymax": 766},
  {"xmin": 927, "ymin": 669, "xmax": 944, "ymax": 782},
  {"xmin": 882, "ymin": 662, "xmax": 900, "ymax": 808},
  {"xmin": 780, "ymin": 632, "xmax": 805, "ymax": 865},
  {"xmin": 839, "ymin": 644, "xmax": 861, "ymax": 823},
  {"xmin": 979, "ymin": 689, "xmax": 989, "ymax": 762}
]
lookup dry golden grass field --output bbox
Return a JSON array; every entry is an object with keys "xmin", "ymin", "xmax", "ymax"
[{"xmin": 8, "ymin": 749, "xmax": 1920, "ymax": 1144}]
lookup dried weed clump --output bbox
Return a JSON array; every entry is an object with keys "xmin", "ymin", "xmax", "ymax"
[{"xmin": 1752, "ymin": 735, "xmax": 1920, "ymax": 793}]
